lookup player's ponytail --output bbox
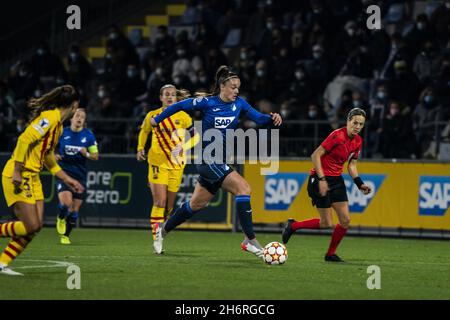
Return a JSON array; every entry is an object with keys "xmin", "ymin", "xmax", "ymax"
[
  {"xmin": 195, "ymin": 65, "xmax": 238, "ymax": 97},
  {"xmin": 27, "ymin": 85, "xmax": 80, "ymax": 124}
]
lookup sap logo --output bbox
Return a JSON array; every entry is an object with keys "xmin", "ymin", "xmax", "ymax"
[
  {"xmin": 65, "ymin": 145, "xmax": 82, "ymax": 156},
  {"xmin": 343, "ymin": 174, "xmax": 385, "ymax": 213},
  {"xmin": 265, "ymin": 173, "xmax": 308, "ymax": 210},
  {"xmin": 419, "ymin": 176, "xmax": 450, "ymax": 216},
  {"xmin": 81, "ymin": 137, "xmax": 87, "ymax": 143},
  {"xmin": 214, "ymin": 117, "xmax": 235, "ymax": 128}
]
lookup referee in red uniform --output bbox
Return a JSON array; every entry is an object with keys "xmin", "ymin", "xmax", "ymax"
[{"xmin": 282, "ymin": 108, "xmax": 371, "ymax": 262}]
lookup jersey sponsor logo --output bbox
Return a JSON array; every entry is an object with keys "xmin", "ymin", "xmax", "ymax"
[
  {"xmin": 214, "ymin": 117, "xmax": 235, "ymax": 128},
  {"xmin": 65, "ymin": 145, "xmax": 83, "ymax": 156},
  {"xmin": 232, "ymin": 104, "xmax": 236, "ymax": 111},
  {"xmin": 343, "ymin": 174, "xmax": 385, "ymax": 213},
  {"xmin": 212, "ymin": 108, "xmax": 221, "ymax": 112},
  {"xmin": 419, "ymin": 176, "xmax": 450, "ymax": 216},
  {"xmin": 64, "ymin": 136, "xmax": 71, "ymax": 140},
  {"xmin": 81, "ymin": 137, "xmax": 87, "ymax": 143},
  {"xmin": 264, "ymin": 173, "xmax": 308, "ymax": 210},
  {"xmin": 32, "ymin": 124, "xmax": 45, "ymax": 135}
]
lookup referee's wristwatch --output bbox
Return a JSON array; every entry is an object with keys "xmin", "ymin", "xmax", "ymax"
[{"xmin": 318, "ymin": 176, "xmax": 326, "ymax": 181}]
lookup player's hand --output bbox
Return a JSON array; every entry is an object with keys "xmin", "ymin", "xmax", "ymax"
[
  {"xmin": 136, "ymin": 150, "xmax": 146, "ymax": 161},
  {"xmin": 12, "ymin": 169, "xmax": 22, "ymax": 188},
  {"xmin": 55, "ymin": 153, "xmax": 63, "ymax": 161},
  {"xmin": 150, "ymin": 118, "xmax": 158, "ymax": 127},
  {"xmin": 270, "ymin": 112, "xmax": 282, "ymax": 126},
  {"xmin": 360, "ymin": 184, "xmax": 372, "ymax": 195},
  {"xmin": 65, "ymin": 177, "xmax": 84, "ymax": 194},
  {"xmin": 318, "ymin": 180, "xmax": 329, "ymax": 197},
  {"xmin": 79, "ymin": 147, "xmax": 88, "ymax": 157}
]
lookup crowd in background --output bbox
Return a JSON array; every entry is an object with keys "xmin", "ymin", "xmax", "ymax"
[{"xmin": 0, "ymin": 0, "xmax": 449, "ymax": 158}]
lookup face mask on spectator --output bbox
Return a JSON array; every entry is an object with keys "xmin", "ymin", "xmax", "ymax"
[
  {"xmin": 377, "ymin": 91, "xmax": 386, "ymax": 99},
  {"xmin": 176, "ymin": 49, "xmax": 186, "ymax": 57},
  {"xmin": 280, "ymin": 109, "xmax": 290, "ymax": 118},
  {"xmin": 417, "ymin": 22, "xmax": 426, "ymax": 30},
  {"xmin": 174, "ymin": 77, "xmax": 182, "ymax": 85},
  {"xmin": 424, "ymin": 95, "xmax": 434, "ymax": 104},
  {"xmin": 313, "ymin": 51, "xmax": 322, "ymax": 59},
  {"xmin": 240, "ymin": 52, "xmax": 247, "ymax": 60},
  {"xmin": 353, "ymin": 100, "xmax": 362, "ymax": 107},
  {"xmin": 266, "ymin": 22, "xmax": 274, "ymax": 30},
  {"xmin": 155, "ymin": 68, "xmax": 163, "ymax": 77},
  {"xmin": 308, "ymin": 110, "xmax": 318, "ymax": 118},
  {"xmin": 295, "ymin": 71, "xmax": 304, "ymax": 80},
  {"xmin": 127, "ymin": 69, "xmax": 137, "ymax": 78},
  {"xmin": 347, "ymin": 28, "xmax": 356, "ymax": 37},
  {"xmin": 19, "ymin": 69, "xmax": 27, "ymax": 77},
  {"xmin": 37, "ymin": 48, "xmax": 45, "ymax": 56},
  {"xmin": 199, "ymin": 76, "xmax": 207, "ymax": 83},
  {"xmin": 390, "ymin": 107, "xmax": 400, "ymax": 116},
  {"xmin": 98, "ymin": 90, "xmax": 106, "ymax": 99},
  {"xmin": 34, "ymin": 90, "xmax": 42, "ymax": 97},
  {"xmin": 70, "ymin": 52, "xmax": 78, "ymax": 60},
  {"xmin": 56, "ymin": 78, "xmax": 64, "ymax": 85},
  {"xmin": 256, "ymin": 69, "xmax": 265, "ymax": 77},
  {"xmin": 109, "ymin": 32, "xmax": 119, "ymax": 40}
]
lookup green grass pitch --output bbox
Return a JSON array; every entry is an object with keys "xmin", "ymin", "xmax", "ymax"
[{"xmin": 1, "ymin": 228, "xmax": 449, "ymax": 300}]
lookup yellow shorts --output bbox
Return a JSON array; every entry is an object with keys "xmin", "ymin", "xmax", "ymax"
[
  {"xmin": 2, "ymin": 171, "xmax": 44, "ymax": 207},
  {"xmin": 148, "ymin": 164, "xmax": 184, "ymax": 193}
]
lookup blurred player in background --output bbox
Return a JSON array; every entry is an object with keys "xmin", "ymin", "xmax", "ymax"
[
  {"xmin": 137, "ymin": 84, "xmax": 198, "ymax": 253},
  {"xmin": 150, "ymin": 66, "xmax": 282, "ymax": 259},
  {"xmin": 282, "ymin": 108, "xmax": 371, "ymax": 262},
  {"xmin": 55, "ymin": 108, "xmax": 98, "ymax": 245},
  {"xmin": 0, "ymin": 85, "xmax": 84, "ymax": 275}
]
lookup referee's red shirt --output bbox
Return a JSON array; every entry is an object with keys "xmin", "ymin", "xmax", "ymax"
[{"xmin": 310, "ymin": 127, "xmax": 362, "ymax": 177}]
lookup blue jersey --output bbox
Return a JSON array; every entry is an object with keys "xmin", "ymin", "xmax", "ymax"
[
  {"xmin": 57, "ymin": 127, "xmax": 97, "ymax": 182},
  {"xmin": 153, "ymin": 96, "xmax": 272, "ymax": 163}
]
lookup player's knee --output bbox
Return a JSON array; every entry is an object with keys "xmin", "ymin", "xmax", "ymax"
[
  {"xmin": 189, "ymin": 201, "xmax": 207, "ymax": 212},
  {"xmin": 25, "ymin": 222, "xmax": 42, "ymax": 234},
  {"xmin": 340, "ymin": 217, "xmax": 351, "ymax": 229},
  {"xmin": 153, "ymin": 198, "xmax": 167, "ymax": 208},
  {"xmin": 236, "ymin": 182, "xmax": 251, "ymax": 196}
]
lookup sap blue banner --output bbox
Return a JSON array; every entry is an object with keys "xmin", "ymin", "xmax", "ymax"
[
  {"xmin": 419, "ymin": 176, "xmax": 450, "ymax": 216},
  {"xmin": 264, "ymin": 173, "xmax": 308, "ymax": 210},
  {"xmin": 343, "ymin": 174, "xmax": 386, "ymax": 213}
]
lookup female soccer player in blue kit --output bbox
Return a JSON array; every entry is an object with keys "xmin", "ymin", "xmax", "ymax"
[
  {"xmin": 55, "ymin": 108, "xmax": 99, "ymax": 244},
  {"xmin": 150, "ymin": 66, "xmax": 282, "ymax": 259}
]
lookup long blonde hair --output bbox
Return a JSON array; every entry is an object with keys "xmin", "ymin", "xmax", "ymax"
[
  {"xmin": 159, "ymin": 84, "xmax": 191, "ymax": 102},
  {"xmin": 27, "ymin": 85, "xmax": 79, "ymax": 124}
]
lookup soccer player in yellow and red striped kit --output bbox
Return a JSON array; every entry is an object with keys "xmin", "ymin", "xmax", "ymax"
[
  {"xmin": 137, "ymin": 84, "xmax": 198, "ymax": 253},
  {"xmin": 0, "ymin": 85, "xmax": 84, "ymax": 276}
]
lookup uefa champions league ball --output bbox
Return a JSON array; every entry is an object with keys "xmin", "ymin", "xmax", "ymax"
[{"xmin": 263, "ymin": 242, "xmax": 288, "ymax": 265}]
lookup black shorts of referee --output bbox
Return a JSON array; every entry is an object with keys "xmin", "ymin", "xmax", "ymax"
[{"xmin": 307, "ymin": 173, "xmax": 348, "ymax": 208}]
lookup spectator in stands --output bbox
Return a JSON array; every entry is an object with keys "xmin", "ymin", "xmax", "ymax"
[
  {"xmin": 300, "ymin": 103, "xmax": 332, "ymax": 156},
  {"xmin": 430, "ymin": 0, "xmax": 450, "ymax": 46},
  {"xmin": 380, "ymin": 100, "xmax": 416, "ymax": 159},
  {"xmin": 67, "ymin": 44, "xmax": 93, "ymax": 88},
  {"xmin": 250, "ymin": 59, "xmax": 274, "ymax": 101},
  {"xmin": 388, "ymin": 59, "xmax": 420, "ymax": 108},
  {"xmin": 413, "ymin": 87, "xmax": 444, "ymax": 159},
  {"xmin": 146, "ymin": 66, "xmax": 170, "ymax": 106},
  {"xmin": 282, "ymin": 63, "xmax": 318, "ymax": 105},
  {"xmin": 271, "ymin": 46, "xmax": 293, "ymax": 94},
  {"xmin": 7, "ymin": 62, "xmax": 38, "ymax": 102},
  {"xmin": 153, "ymin": 25, "xmax": 176, "ymax": 60},
  {"xmin": 29, "ymin": 41, "xmax": 66, "ymax": 81},
  {"xmin": 304, "ymin": 43, "xmax": 332, "ymax": 93},
  {"xmin": 404, "ymin": 14, "xmax": 436, "ymax": 58},
  {"xmin": 379, "ymin": 32, "xmax": 411, "ymax": 80},
  {"xmin": 118, "ymin": 64, "xmax": 146, "ymax": 114},
  {"xmin": 367, "ymin": 83, "xmax": 390, "ymax": 157},
  {"xmin": 413, "ymin": 40, "xmax": 443, "ymax": 86},
  {"xmin": 290, "ymin": 28, "xmax": 309, "ymax": 60},
  {"xmin": 106, "ymin": 25, "xmax": 139, "ymax": 67}
]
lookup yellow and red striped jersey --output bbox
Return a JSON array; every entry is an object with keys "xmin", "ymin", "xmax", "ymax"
[
  {"xmin": 137, "ymin": 107, "xmax": 193, "ymax": 169},
  {"xmin": 2, "ymin": 109, "xmax": 63, "ymax": 177}
]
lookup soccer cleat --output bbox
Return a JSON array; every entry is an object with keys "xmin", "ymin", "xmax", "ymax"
[
  {"xmin": 325, "ymin": 254, "xmax": 345, "ymax": 262},
  {"xmin": 0, "ymin": 263, "xmax": 24, "ymax": 276},
  {"xmin": 282, "ymin": 218, "xmax": 295, "ymax": 244},
  {"xmin": 241, "ymin": 238, "xmax": 264, "ymax": 260},
  {"xmin": 56, "ymin": 216, "xmax": 66, "ymax": 235},
  {"xmin": 60, "ymin": 235, "xmax": 71, "ymax": 245},
  {"xmin": 153, "ymin": 222, "xmax": 164, "ymax": 254}
]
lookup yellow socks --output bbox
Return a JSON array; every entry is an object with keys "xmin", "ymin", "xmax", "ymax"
[
  {"xmin": 0, "ymin": 235, "xmax": 34, "ymax": 266},
  {"xmin": 0, "ymin": 221, "xmax": 28, "ymax": 237},
  {"xmin": 150, "ymin": 206, "xmax": 165, "ymax": 240}
]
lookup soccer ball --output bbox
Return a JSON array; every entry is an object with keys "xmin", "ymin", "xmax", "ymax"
[{"xmin": 263, "ymin": 242, "xmax": 288, "ymax": 265}]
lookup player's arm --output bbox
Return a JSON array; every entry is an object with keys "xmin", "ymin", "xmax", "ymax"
[
  {"xmin": 347, "ymin": 158, "xmax": 371, "ymax": 195},
  {"xmin": 311, "ymin": 145, "xmax": 328, "ymax": 197},
  {"xmin": 44, "ymin": 152, "xmax": 84, "ymax": 193},
  {"xmin": 80, "ymin": 144, "xmax": 99, "ymax": 161},
  {"xmin": 241, "ymin": 99, "xmax": 282, "ymax": 126},
  {"xmin": 150, "ymin": 97, "xmax": 206, "ymax": 127},
  {"xmin": 137, "ymin": 113, "xmax": 153, "ymax": 161}
]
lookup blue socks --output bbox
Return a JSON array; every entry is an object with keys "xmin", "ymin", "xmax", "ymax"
[
  {"xmin": 58, "ymin": 203, "xmax": 69, "ymax": 219},
  {"xmin": 65, "ymin": 211, "xmax": 78, "ymax": 236},
  {"xmin": 164, "ymin": 202, "xmax": 197, "ymax": 233},
  {"xmin": 236, "ymin": 195, "xmax": 255, "ymax": 240}
]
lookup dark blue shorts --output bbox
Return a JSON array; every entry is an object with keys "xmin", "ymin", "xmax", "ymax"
[
  {"xmin": 56, "ymin": 178, "xmax": 86, "ymax": 200},
  {"xmin": 196, "ymin": 163, "xmax": 234, "ymax": 195}
]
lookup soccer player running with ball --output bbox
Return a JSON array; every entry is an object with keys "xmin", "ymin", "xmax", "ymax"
[
  {"xmin": 55, "ymin": 108, "xmax": 99, "ymax": 245},
  {"xmin": 0, "ymin": 85, "xmax": 84, "ymax": 276},
  {"xmin": 137, "ymin": 84, "xmax": 198, "ymax": 253},
  {"xmin": 150, "ymin": 66, "xmax": 282, "ymax": 259},
  {"xmin": 282, "ymin": 108, "xmax": 371, "ymax": 262}
]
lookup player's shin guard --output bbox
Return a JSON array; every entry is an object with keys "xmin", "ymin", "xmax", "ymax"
[
  {"xmin": 150, "ymin": 207, "xmax": 165, "ymax": 240},
  {"xmin": 0, "ymin": 221, "xmax": 28, "ymax": 237},
  {"xmin": 236, "ymin": 195, "xmax": 255, "ymax": 240},
  {"xmin": 164, "ymin": 202, "xmax": 196, "ymax": 233},
  {"xmin": 0, "ymin": 235, "xmax": 34, "ymax": 266},
  {"xmin": 326, "ymin": 224, "xmax": 348, "ymax": 256},
  {"xmin": 65, "ymin": 212, "xmax": 78, "ymax": 236},
  {"xmin": 58, "ymin": 203, "xmax": 69, "ymax": 219}
]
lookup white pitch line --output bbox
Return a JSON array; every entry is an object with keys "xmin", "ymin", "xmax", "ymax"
[{"xmin": 14, "ymin": 259, "xmax": 75, "ymax": 269}]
